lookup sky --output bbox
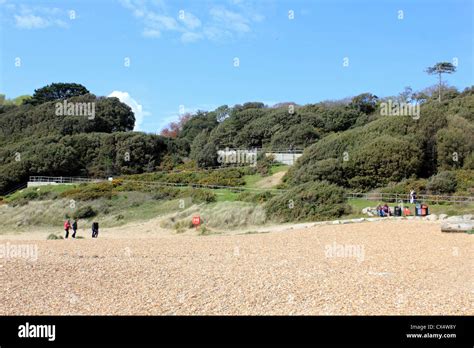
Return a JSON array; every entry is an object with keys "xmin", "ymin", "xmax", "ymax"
[{"xmin": 0, "ymin": 0, "xmax": 472, "ymax": 133}]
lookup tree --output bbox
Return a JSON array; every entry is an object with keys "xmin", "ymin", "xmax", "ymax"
[
  {"xmin": 160, "ymin": 113, "xmax": 192, "ymax": 138},
  {"xmin": 398, "ymin": 86, "xmax": 413, "ymax": 103},
  {"xmin": 26, "ymin": 83, "xmax": 89, "ymax": 105},
  {"xmin": 190, "ymin": 129, "xmax": 218, "ymax": 167},
  {"xmin": 426, "ymin": 62, "xmax": 456, "ymax": 103},
  {"xmin": 349, "ymin": 93, "xmax": 378, "ymax": 114},
  {"xmin": 215, "ymin": 105, "xmax": 230, "ymax": 122},
  {"xmin": 0, "ymin": 94, "xmax": 31, "ymax": 106}
]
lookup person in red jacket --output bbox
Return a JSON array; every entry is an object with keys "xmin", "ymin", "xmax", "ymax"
[{"xmin": 64, "ymin": 219, "xmax": 71, "ymax": 239}]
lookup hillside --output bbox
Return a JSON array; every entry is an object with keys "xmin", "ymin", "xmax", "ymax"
[{"xmin": 1, "ymin": 82, "xmax": 473, "ymax": 226}]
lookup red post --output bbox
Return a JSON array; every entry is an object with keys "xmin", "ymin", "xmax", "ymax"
[{"xmin": 192, "ymin": 216, "xmax": 201, "ymax": 229}]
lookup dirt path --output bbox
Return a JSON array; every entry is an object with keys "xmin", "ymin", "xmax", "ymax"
[
  {"xmin": 1, "ymin": 220, "xmax": 472, "ymax": 315},
  {"xmin": 256, "ymin": 171, "xmax": 286, "ymax": 188}
]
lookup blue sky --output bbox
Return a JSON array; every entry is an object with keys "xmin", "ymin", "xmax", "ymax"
[{"xmin": 1, "ymin": 0, "xmax": 472, "ymax": 132}]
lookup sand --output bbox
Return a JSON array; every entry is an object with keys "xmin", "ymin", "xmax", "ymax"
[{"xmin": 1, "ymin": 220, "xmax": 472, "ymax": 315}]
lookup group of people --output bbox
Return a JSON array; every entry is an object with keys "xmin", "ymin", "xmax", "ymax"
[
  {"xmin": 376, "ymin": 204, "xmax": 392, "ymax": 217},
  {"xmin": 376, "ymin": 204, "xmax": 412, "ymax": 217},
  {"xmin": 63, "ymin": 219, "xmax": 78, "ymax": 238},
  {"xmin": 375, "ymin": 190, "xmax": 418, "ymax": 217},
  {"xmin": 64, "ymin": 220, "xmax": 99, "ymax": 239}
]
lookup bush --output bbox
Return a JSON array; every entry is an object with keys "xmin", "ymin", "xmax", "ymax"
[
  {"xmin": 256, "ymin": 154, "xmax": 274, "ymax": 177},
  {"xmin": 378, "ymin": 177, "xmax": 428, "ymax": 195},
  {"xmin": 454, "ymin": 170, "xmax": 474, "ymax": 195},
  {"xmin": 426, "ymin": 171, "xmax": 457, "ymax": 194},
  {"xmin": 197, "ymin": 168, "xmax": 246, "ymax": 186},
  {"xmin": 237, "ymin": 191, "xmax": 274, "ymax": 203},
  {"xmin": 463, "ymin": 152, "xmax": 474, "ymax": 170},
  {"xmin": 22, "ymin": 191, "xmax": 39, "ymax": 200},
  {"xmin": 173, "ymin": 219, "xmax": 193, "ymax": 233},
  {"xmin": 265, "ymin": 181, "xmax": 349, "ymax": 222},
  {"xmin": 73, "ymin": 205, "xmax": 97, "ymax": 219},
  {"xmin": 60, "ymin": 182, "xmax": 115, "ymax": 201},
  {"xmin": 189, "ymin": 189, "xmax": 216, "ymax": 203},
  {"xmin": 151, "ymin": 186, "xmax": 181, "ymax": 200}
]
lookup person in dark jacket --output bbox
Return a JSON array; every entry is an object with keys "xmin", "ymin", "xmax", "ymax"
[
  {"xmin": 72, "ymin": 219, "xmax": 78, "ymax": 238},
  {"xmin": 92, "ymin": 222, "xmax": 99, "ymax": 238}
]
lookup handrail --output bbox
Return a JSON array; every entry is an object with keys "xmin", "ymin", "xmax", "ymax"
[
  {"xmin": 344, "ymin": 192, "xmax": 473, "ymax": 204},
  {"xmin": 29, "ymin": 176, "xmax": 105, "ymax": 184},
  {"xmin": 24, "ymin": 176, "xmax": 474, "ymax": 203}
]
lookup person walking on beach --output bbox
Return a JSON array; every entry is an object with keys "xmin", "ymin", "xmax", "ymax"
[
  {"xmin": 72, "ymin": 219, "xmax": 78, "ymax": 239},
  {"xmin": 64, "ymin": 219, "xmax": 71, "ymax": 239},
  {"xmin": 92, "ymin": 222, "xmax": 99, "ymax": 238}
]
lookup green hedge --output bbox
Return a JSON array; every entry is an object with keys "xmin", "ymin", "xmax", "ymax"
[{"xmin": 265, "ymin": 181, "xmax": 349, "ymax": 222}]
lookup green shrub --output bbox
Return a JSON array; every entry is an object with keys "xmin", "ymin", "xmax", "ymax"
[
  {"xmin": 454, "ymin": 170, "xmax": 474, "ymax": 195},
  {"xmin": 47, "ymin": 233, "xmax": 63, "ymax": 240},
  {"xmin": 23, "ymin": 191, "xmax": 39, "ymax": 200},
  {"xmin": 286, "ymin": 133, "xmax": 423, "ymax": 190},
  {"xmin": 256, "ymin": 154, "xmax": 274, "ymax": 177},
  {"xmin": 198, "ymin": 225, "xmax": 210, "ymax": 235},
  {"xmin": 60, "ymin": 182, "xmax": 115, "ymax": 201},
  {"xmin": 265, "ymin": 181, "xmax": 349, "ymax": 222},
  {"xmin": 237, "ymin": 191, "xmax": 274, "ymax": 203},
  {"xmin": 73, "ymin": 205, "xmax": 97, "ymax": 219},
  {"xmin": 190, "ymin": 189, "xmax": 216, "ymax": 203},
  {"xmin": 378, "ymin": 177, "xmax": 428, "ymax": 195},
  {"xmin": 122, "ymin": 167, "xmax": 248, "ymax": 187},
  {"xmin": 197, "ymin": 168, "xmax": 246, "ymax": 186},
  {"xmin": 238, "ymin": 166, "xmax": 257, "ymax": 175},
  {"xmin": 426, "ymin": 171, "xmax": 457, "ymax": 194},
  {"xmin": 151, "ymin": 186, "xmax": 181, "ymax": 200},
  {"xmin": 174, "ymin": 219, "xmax": 193, "ymax": 233}
]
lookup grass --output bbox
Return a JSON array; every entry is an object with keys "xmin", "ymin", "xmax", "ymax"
[
  {"xmin": 160, "ymin": 201, "xmax": 267, "ymax": 230},
  {"xmin": 214, "ymin": 189, "xmax": 241, "ymax": 202},
  {"xmin": 5, "ymin": 184, "xmax": 79, "ymax": 202},
  {"xmin": 2, "ymin": 165, "xmax": 471, "ymax": 233},
  {"xmin": 0, "ymin": 191, "xmax": 195, "ymax": 231}
]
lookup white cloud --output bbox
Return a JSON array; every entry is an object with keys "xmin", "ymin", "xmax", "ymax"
[
  {"xmin": 146, "ymin": 13, "xmax": 179, "ymax": 31},
  {"xmin": 120, "ymin": 0, "xmax": 182, "ymax": 39},
  {"xmin": 209, "ymin": 7, "xmax": 250, "ymax": 34},
  {"xmin": 14, "ymin": 14, "xmax": 50, "ymax": 29},
  {"xmin": 181, "ymin": 31, "xmax": 202, "ymax": 43},
  {"xmin": 7, "ymin": 3, "xmax": 70, "ymax": 30},
  {"xmin": 143, "ymin": 28, "xmax": 161, "ymax": 38},
  {"xmin": 120, "ymin": 0, "xmax": 264, "ymax": 43},
  {"xmin": 179, "ymin": 11, "xmax": 201, "ymax": 30},
  {"xmin": 108, "ymin": 91, "xmax": 150, "ymax": 131}
]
